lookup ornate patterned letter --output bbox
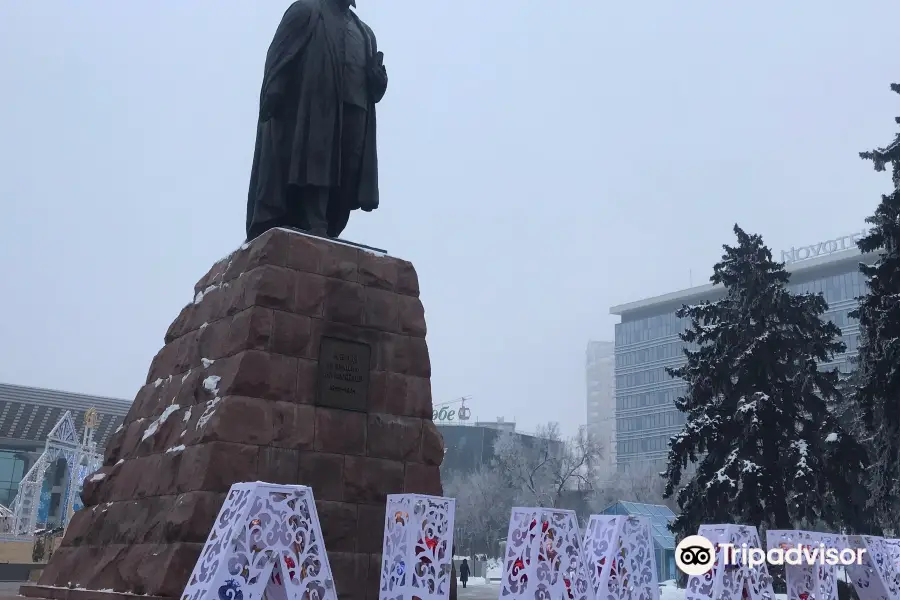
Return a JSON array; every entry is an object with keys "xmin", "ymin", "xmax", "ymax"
[
  {"xmin": 582, "ymin": 515, "xmax": 659, "ymax": 600},
  {"xmin": 180, "ymin": 482, "xmax": 336, "ymax": 600},
  {"xmin": 379, "ymin": 494, "xmax": 456, "ymax": 600},
  {"xmin": 499, "ymin": 507, "xmax": 592, "ymax": 600},
  {"xmin": 685, "ymin": 524, "xmax": 774, "ymax": 600},
  {"xmin": 766, "ymin": 530, "xmax": 839, "ymax": 600},
  {"xmin": 842, "ymin": 535, "xmax": 900, "ymax": 600}
]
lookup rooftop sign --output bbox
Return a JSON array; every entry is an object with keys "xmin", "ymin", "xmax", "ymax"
[
  {"xmin": 433, "ymin": 397, "xmax": 472, "ymax": 423},
  {"xmin": 780, "ymin": 229, "xmax": 867, "ymax": 265}
]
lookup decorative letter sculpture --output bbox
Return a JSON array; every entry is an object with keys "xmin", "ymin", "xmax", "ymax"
[
  {"xmin": 842, "ymin": 535, "xmax": 900, "ymax": 600},
  {"xmin": 181, "ymin": 482, "xmax": 336, "ymax": 600},
  {"xmin": 685, "ymin": 525, "xmax": 774, "ymax": 600},
  {"xmin": 379, "ymin": 494, "xmax": 456, "ymax": 600},
  {"xmin": 582, "ymin": 515, "xmax": 659, "ymax": 600},
  {"xmin": 499, "ymin": 507, "xmax": 592, "ymax": 600},
  {"xmin": 766, "ymin": 530, "xmax": 839, "ymax": 600},
  {"xmin": 883, "ymin": 538, "xmax": 900, "ymax": 582}
]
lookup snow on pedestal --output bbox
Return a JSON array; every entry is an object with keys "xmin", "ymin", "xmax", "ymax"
[
  {"xmin": 582, "ymin": 515, "xmax": 659, "ymax": 600},
  {"xmin": 379, "ymin": 494, "xmax": 456, "ymax": 600},
  {"xmin": 685, "ymin": 525, "xmax": 774, "ymax": 600},
  {"xmin": 766, "ymin": 530, "xmax": 839, "ymax": 600},
  {"xmin": 842, "ymin": 535, "xmax": 900, "ymax": 600},
  {"xmin": 499, "ymin": 507, "xmax": 592, "ymax": 600},
  {"xmin": 180, "ymin": 481, "xmax": 336, "ymax": 600}
]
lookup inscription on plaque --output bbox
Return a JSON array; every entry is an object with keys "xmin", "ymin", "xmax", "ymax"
[{"xmin": 317, "ymin": 337, "xmax": 371, "ymax": 412}]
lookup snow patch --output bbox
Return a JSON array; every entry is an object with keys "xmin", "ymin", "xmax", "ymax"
[
  {"xmin": 115, "ymin": 459, "xmax": 124, "ymax": 466},
  {"xmin": 201, "ymin": 358, "xmax": 215, "ymax": 368},
  {"xmin": 114, "ymin": 424, "xmax": 124, "ymax": 434},
  {"xmin": 194, "ymin": 284, "xmax": 219, "ymax": 305},
  {"xmin": 89, "ymin": 473, "xmax": 106, "ymax": 482},
  {"xmin": 825, "ymin": 432, "xmax": 839, "ymax": 443},
  {"xmin": 272, "ymin": 226, "xmax": 387, "ymax": 256},
  {"xmin": 182, "ymin": 369, "xmax": 192, "ymax": 383},
  {"xmin": 240, "ymin": 242, "xmax": 250, "ymax": 250},
  {"xmin": 197, "ymin": 397, "xmax": 222, "ymax": 430},
  {"xmin": 166, "ymin": 445, "xmax": 186, "ymax": 454},
  {"xmin": 183, "ymin": 407, "xmax": 192, "ymax": 423},
  {"xmin": 153, "ymin": 378, "xmax": 164, "ymax": 388},
  {"xmin": 142, "ymin": 404, "xmax": 181, "ymax": 441},
  {"xmin": 203, "ymin": 375, "xmax": 221, "ymax": 394},
  {"xmin": 200, "ymin": 321, "xmax": 209, "ymax": 331}
]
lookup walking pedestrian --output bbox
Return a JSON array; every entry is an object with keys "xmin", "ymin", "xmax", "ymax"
[{"xmin": 460, "ymin": 558, "xmax": 470, "ymax": 589}]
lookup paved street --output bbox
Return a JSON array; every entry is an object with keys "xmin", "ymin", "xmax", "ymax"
[{"xmin": 458, "ymin": 581, "xmax": 500, "ymax": 600}]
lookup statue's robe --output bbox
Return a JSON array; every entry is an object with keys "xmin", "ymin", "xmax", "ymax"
[{"xmin": 246, "ymin": 0, "xmax": 382, "ymax": 239}]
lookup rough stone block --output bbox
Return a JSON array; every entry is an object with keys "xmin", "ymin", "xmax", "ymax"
[
  {"xmin": 344, "ymin": 456, "xmax": 404, "ymax": 504},
  {"xmin": 367, "ymin": 414, "xmax": 423, "ymax": 462},
  {"xmin": 258, "ymin": 446, "xmax": 301, "ymax": 485},
  {"xmin": 328, "ymin": 551, "xmax": 369, "ymax": 600},
  {"xmin": 175, "ymin": 442, "xmax": 258, "ymax": 493},
  {"xmin": 226, "ymin": 306, "xmax": 273, "ymax": 354},
  {"xmin": 271, "ymin": 402, "xmax": 315, "ymax": 449},
  {"xmin": 292, "ymin": 272, "xmax": 328, "ymax": 317},
  {"xmin": 298, "ymin": 452, "xmax": 345, "ymax": 501},
  {"xmin": 358, "ymin": 252, "xmax": 398, "ymax": 291},
  {"xmin": 398, "ymin": 295, "xmax": 427, "ymax": 337},
  {"xmin": 395, "ymin": 259, "xmax": 420, "ymax": 297},
  {"xmin": 324, "ymin": 279, "xmax": 365, "ymax": 326},
  {"xmin": 317, "ymin": 500, "xmax": 359, "ymax": 553},
  {"xmin": 320, "ymin": 244, "xmax": 360, "ymax": 281},
  {"xmin": 356, "ymin": 504, "xmax": 384, "ymax": 554},
  {"xmin": 315, "ymin": 408, "xmax": 366, "ymax": 455},
  {"xmin": 163, "ymin": 491, "xmax": 226, "ymax": 545},
  {"xmin": 404, "ymin": 463, "xmax": 443, "ymax": 496},
  {"xmin": 195, "ymin": 395, "xmax": 274, "ymax": 446},
  {"xmin": 209, "ymin": 350, "xmax": 297, "ymax": 403},
  {"xmin": 421, "ymin": 421, "xmax": 445, "ymax": 467},
  {"xmin": 271, "ymin": 310, "xmax": 312, "ymax": 357},
  {"xmin": 363, "ymin": 287, "xmax": 400, "ymax": 333}
]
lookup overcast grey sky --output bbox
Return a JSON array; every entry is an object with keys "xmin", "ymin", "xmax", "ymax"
[{"xmin": 1, "ymin": 1, "xmax": 897, "ymax": 434}]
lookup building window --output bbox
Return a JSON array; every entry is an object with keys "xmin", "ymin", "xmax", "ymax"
[{"xmin": 0, "ymin": 451, "xmax": 26, "ymax": 508}]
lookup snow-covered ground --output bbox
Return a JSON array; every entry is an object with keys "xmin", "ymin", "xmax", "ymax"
[{"xmin": 458, "ymin": 577, "xmax": 490, "ymax": 586}]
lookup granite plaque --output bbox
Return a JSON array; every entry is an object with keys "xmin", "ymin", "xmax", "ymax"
[{"xmin": 317, "ymin": 337, "xmax": 371, "ymax": 412}]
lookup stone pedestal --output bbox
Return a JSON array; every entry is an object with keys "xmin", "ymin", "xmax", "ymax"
[{"xmin": 23, "ymin": 229, "xmax": 444, "ymax": 600}]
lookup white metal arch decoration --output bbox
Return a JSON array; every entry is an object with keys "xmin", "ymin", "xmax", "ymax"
[{"xmin": 8, "ymin": 409, "xmax": 102, "ymax": 537}]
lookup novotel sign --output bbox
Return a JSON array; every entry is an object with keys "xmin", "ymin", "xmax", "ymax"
[{"xmin": 781, "ymin": 229, "xmax": 868, "ymax": 265}]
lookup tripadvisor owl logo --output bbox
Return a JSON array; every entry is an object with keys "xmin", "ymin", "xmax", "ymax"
[{"xmin": 675, "ymin": 535, "xmax": 716, "ymax": 575}]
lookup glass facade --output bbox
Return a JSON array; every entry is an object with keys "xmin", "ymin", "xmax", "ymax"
[
  {"xmin": 0, "ymin": 451, "xmax": 27, "ymax": 508},
  {"xmin": 614, "ymin": 262, "xmax": 867, "ymax": 471}
]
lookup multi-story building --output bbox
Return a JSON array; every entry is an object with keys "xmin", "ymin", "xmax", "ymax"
[
  {"xmin": 586, "ymin": 341, "xmax": 616, "ymax": 480},
  {"xmin": 438, "ymin": 420, "xmax": 565, "ymax": 477},
  {"xmin": 609, "ymin": 231, "xmax": 872, "ymax": 471}
]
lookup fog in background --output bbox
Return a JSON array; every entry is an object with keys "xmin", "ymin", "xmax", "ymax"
[{"xmin": 1, "ymin": 1, "xmax": 897, "ymax": 434}]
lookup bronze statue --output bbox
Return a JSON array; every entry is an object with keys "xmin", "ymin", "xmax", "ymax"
[{"xmin": 246, "ymin": 0, "xmax": 387, "ymax": 241}]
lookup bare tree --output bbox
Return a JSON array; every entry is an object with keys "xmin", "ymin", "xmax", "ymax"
[
  {"xmin": 492, "ymin": 423, "xmax": 604, "ymax": 508},
  {"xmin": 444, "ymin": 466, "xmax": 512, "ymax": 556},
  {"xmin": 590, "ymin": 462, "xmax": 677, "ymax": 512}
]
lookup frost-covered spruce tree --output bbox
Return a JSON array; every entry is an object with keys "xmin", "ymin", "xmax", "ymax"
[
  {"xmin": 663, "ymin": 225, "xmax": 868, "ymax": 538},
  {"xmin": 854, "ymin": 83, "xmax": 900, "ymax": 532}
]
